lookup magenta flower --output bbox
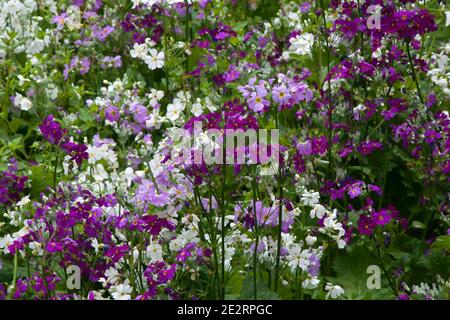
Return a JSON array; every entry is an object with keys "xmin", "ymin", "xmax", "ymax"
[
  {"xmin": 46, "ymin": 241, "xmax": 63, "ymax": 253},
  {"xmin": 39, "ymin": 115, "xmax": 66, "ymax": 145},
  {"xmin": 372, "ymin": 209, "xmax": 392, "ymax": 226},
  {"xmin": 357, "ymin": 140, "xmax": 382, "ymax": 156},
  {"xmin": 105, "ymin": 244, "xmax": 129, "ymax": 263},
  {"xmin": 358, "ymin": 215, "xmax": 375, "ymax": 235},
  {"xmin": 347, "ymin": 183, "xmax": 363, "ymax": 199}
]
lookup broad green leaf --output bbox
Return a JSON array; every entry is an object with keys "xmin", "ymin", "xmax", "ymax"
[{"xmin": 239, "ymin": 274, "xmax": 279, "ymax": 300}]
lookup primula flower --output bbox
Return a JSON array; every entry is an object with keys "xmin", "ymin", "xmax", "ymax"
[
  {"xmin": 105, "ymin": 244, "xmax": 130, "ymax": 263},
  {"xmin": 39, "ymin": 115, "xmax": 66, "ymax": 145},
  {"xmin": 145, "ymin": 49, "xmax": 165, "ymax": 70},
  {"xmin": 357, "ymin": 140, "xmax": 383, "ymax": 156},
  {"xmin": 347, "ymin": 183, "xmax": 363, "ymax": 199},
  {"xmin": 358, "ymin": 215, "xmax": 375, "ymax": 235},
  {"xmin": 372, "ymin": 209, "xmax": 392, "ymax": 226},
  {"xmin": 248, "ymin": 91, "xmax": 269, "ymax": 112},
  {"xmin": 105, "ymin": 105, "xmax": 120, "ymax": 122},
  {"xmin": 272, "ymin": 85, "xmax": 291, "ymax": 105},
  {"xmin": 46, "ymin": 241, "xmax": 63, "ymax": 253}
]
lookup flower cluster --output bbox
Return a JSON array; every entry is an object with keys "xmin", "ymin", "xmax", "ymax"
[{"xmin": 0, "ymin": 0, "xmax": 449, "ymax": 302}]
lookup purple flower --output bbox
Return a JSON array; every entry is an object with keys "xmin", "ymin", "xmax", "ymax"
[
  {"xmin": 131, "ymin": 103, "xmax": 148, "ymax": 124},
  {"xmin": 358, "ymin": 215, "xmax": 375, "ymax": 235},
  {"xmin": 368, "ymin": 184, "xmax": 383, "ymax": 196},
  {"xmin": 397, "ymin": 293, "xmax": 410, "ymax": 300},
  {"xmin": 347, "ymin": 183, "xmax": 363, "ymax": 199},
  {"xmin": 105, "ymin": 244, "xmax": 129, "ymax": 263},
  {"xmin": 105, "ymin": 105, "xmax": 120, "ymax": 122},
  {"xmin": 272, "ymin": 85, "xmax": 291, "ymax": 105},
  {"xmin": 308, "ymin": 254, "xmax": 320, "ymax": 276},
  {"xmin": 46, "ymin": 241, "xmax": 63, "ymax": 253},
  {"xmin": 248, "ymin": 90, "xmax": 269, "ymax": 112},
  {"xmin": 424, "ymin": 129, "xmax": 442, "ymax": 144},
  {"xmin": 357, "ymin": 140, "xmax": 382, "ymax": 156},
  {"xmin": 92, "ymin": 25, "xmax": 115, "ymax": 42},
  {"xmin": 79, "ymin": 57, "xmax": 91, "ymax": 75},
  {"xmin": 52, "ymin": 13, "xmax": 67, "ymax": 30},
  {"xmin": 223, "ymin": 64, "xmax": 240, "ymax": 82},
  {"xmin": 176, "ymin": 243, "xmax": 195, "ymax": 262},
  {"xmin": 300, "ymin": 2, "xmax": 311, "ymax": 13},
  {"xmin": 61, "ymin": 141, "xmax": 89, "ymax": 166},
  {"xmin": 372, "ymin": 209, "xmax": 392, "ymax": 226},
  {"xmin": 0, "ymin": 159, "xmax": 28, "ymax": 206},
  {"xmin": 39, "ymin": 115, "xmax": 66, "ymax": 145},
  {"xmin": 426, "ymin": 94, "xmax": 436, "ymax": 108},
  {"xmin": 157, "ymin": 264, "xmax": 177, "ymax": 283},
  {"xmin": 297, "ymin": 141, "xmax": 312, "ymax": 156}
]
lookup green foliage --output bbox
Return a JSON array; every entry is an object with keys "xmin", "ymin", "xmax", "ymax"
[{"xmin": 239, "ymin": 274, "xmax": 280, "ymax": 300}]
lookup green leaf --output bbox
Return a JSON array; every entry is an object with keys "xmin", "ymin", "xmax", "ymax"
[
  {"xmin": 330, "ymin": 245, "xmax": 382, "ymax": 299},
  {"xmin": 430, "ymin": 235, "xmax": 450, "ymax": 251},
  {"xmin": 30, "ymin": 165, "xmax": 52, "ymax": 198},
  {"xmin": 239, "ymin": 274, "xmax": 279, "ymax": 300},
  {"xmin": 411, "ymin": 221, "xmax": 426, "ymax": 229}
]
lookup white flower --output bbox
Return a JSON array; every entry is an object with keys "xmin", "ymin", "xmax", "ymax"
[
  {"xmin": 99, "ymin": 267, "xmax": 121, "ymax": 286},
  {"xmin": 301, "ymin": 190, "xmax": 320, "ymax": 207},
  {"xmin": 372, "ymin": 47, "xmax": 382, "ymax": 59},
  {"xmin": 0, "ymin": 235, "xmax": 13, "ymax": 254},
  {"xmin": 132, "ymin": 0, "xmax": 158, "ymax": 9},
  {"xmin": 111, "ymin": 280, "xmax": 132, "ymax": 300},
  {"xmin": 149, "ymin": 153, "xmax": 164, "ymax": 177},
  {"xmin": 325, "ymin": 283, "xmax": 344, "ymax": 299},
  {"xmin": 130, "ymin": 42, "xmax": 148, "ymax": 60},
  {"xmin": 14, "ymin": 93, "xmax": 32, "ymax": 111},
  {"xmin": 146, "ymin": 240, "xmax": 163, "ymax": 263},
  {"xmin": 122, "ymin": 167, "xmax": 135, "ymax": 187},
  {"xmin": 92, "ymin": 164, "xmax": 108, "ymax": 182},
  {"xmin": 176, "ymin": 90, "xmax": 191, "ymax": 103},
  {"xmin": 302, "ymin": 276, "xmax": 320, "ymax": 289},
  {"xmin": 166, "ymin": 101, "xmax": 185, "ymax": 122},
  {"xmin": 29, "ymin": 241, "xmax": 43, "ymax": 256},
  {"xmin": 145, "ymin": 49, "xmax": 165, "ymax": 70},
  {"xmin": 16, "ymin": 195, "xmax": 30, "ymax": 207},
  {"xmin": 337, "ymin": 239, "xmax": 347, "ymax": 249},
  {"xmin": 310, "ymin": 204, "xmax": 326, "ymax": 219},
  {"xmin": 12, "ymin": 226, "xmax": 29, "ymax": 238},
  {"xmin": 46, "ymin": 83, "xmax": 59, "ymax": 100},
  {"xmin": 205, "ymin": 97, "xmax": 217, "ymax": 112},
  {"xmin": 148, "ymin": 88, "xmax": 164, "ymax": 106},
  {"xmin": 191, "ymin": 99, "xmax": 203, "ymax": 117},
  {"xmin": 289, "ymin": 33, "xmax": 315, "ymax": 56},
  {"xmin": 305, "ymin": 235, "xmax": 317, "ymax": 246},
  {"xmin": 286, "ymin": 244, "xmax": 310, "ymax": 271},
  {"xmin": 27, "ymin": 39, "xmax": 45, "ymax": 54},
  {"xmin": 91, "ymin": 239, "xmax": 103, "ymax": 253},
  {"xmin": 446, "ymin": 11, "xmax": 450, "ymax": 27}
]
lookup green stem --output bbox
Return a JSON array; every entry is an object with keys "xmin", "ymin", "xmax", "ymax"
[
  {"xmin": 12, "ymin": 252, "xmax": 18, "ymax": 290},
  {"xmin": 251, "ymin": 171, "xmax": 259, "ymax": 300},
  {"xmin": 53, "ymin": 148, "xmax": 59, "ymax": 190},
  {"xmin": 374, "ymin": 235, "xmax": 398, "ymax": 295},
  {"xmin": 406, "ymin": 42, "xmax": 424, "ymax": 104},
  {"xmin": 274, "ymin": 112, "xmax": 283, "ymax": 292},
  {"xmin": 220, "ymin": 127, "xmax": 227, "ymax": 299}
]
